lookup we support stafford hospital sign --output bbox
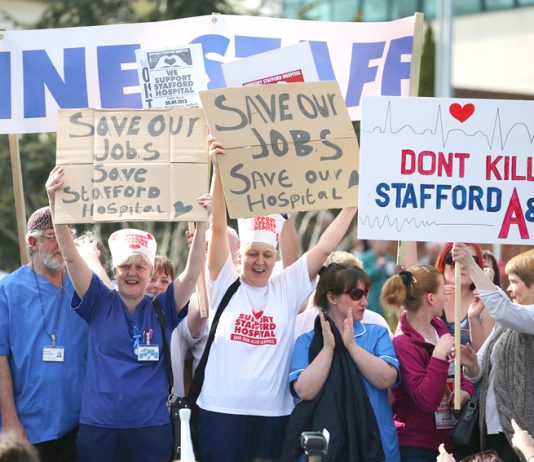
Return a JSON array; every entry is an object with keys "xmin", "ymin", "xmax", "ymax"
[{"xmin": 0, "ymin": 13, "xmax": 422, "ymax": 134}]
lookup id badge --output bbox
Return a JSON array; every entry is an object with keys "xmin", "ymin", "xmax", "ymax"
[
  {"xmin": 137, "ymin": 344, "xmax": 159, "ymax": 362},
  {"xmin": 42, "ymin": 346, "xmax": 65, "ymax": 362}
]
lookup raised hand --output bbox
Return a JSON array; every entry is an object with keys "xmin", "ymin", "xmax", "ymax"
[{"xmin": 320, "ymin": 312, "xmax": 335, "ymax": 352}]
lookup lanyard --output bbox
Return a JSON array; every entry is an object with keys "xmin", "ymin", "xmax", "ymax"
[
  {"xmin": 31, "ymin": 262, "xmax": 65, "ymax": 347},
  {"xmin": 119, "ymin": 301, "xmax": 143, "ymax": 354}
]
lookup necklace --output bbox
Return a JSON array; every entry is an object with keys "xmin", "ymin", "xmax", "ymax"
[{"xmin": 31, "ymin": 260, "xmax": 65, "ymax": 347}]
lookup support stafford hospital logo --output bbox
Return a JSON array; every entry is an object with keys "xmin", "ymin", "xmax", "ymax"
[{"xmin": 231, "ymin": 307, "xmax": 277, "ymax": 345}]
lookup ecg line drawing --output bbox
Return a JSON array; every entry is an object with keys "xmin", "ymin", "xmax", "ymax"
[
  {"xmin": 362, "ymin": 101, "xmax": 534, "ymax": 150},
  {"xmin": 358, "ymin": 214, "xmax": 494, "ymax": 233}
]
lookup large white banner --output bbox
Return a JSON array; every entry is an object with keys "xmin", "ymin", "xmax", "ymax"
[
  {"xmin": 0, "ymin": 14, "xmax": 422, "ymax": 134},
  {"xmin": 358, "ymin": 96, "xmax": 534, "ymax": 245}
]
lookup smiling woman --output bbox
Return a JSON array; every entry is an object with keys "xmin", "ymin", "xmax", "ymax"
[{"xmin": 45, "ymin": 165, "xmax": 209, "ymax": 462}]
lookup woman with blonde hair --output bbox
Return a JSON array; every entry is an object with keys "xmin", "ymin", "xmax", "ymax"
[{"xmin": 382, "ymin": 265, "xmax": 474, "ymax": 462}]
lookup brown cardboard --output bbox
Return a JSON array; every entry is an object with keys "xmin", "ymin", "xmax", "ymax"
[
  {"xmin": 199, "ymin": 81, "xmax": 359, "ymax": 218},
  {"xmin": 55, "ymin": 108, "xmax": 208, "ymax": 223}
]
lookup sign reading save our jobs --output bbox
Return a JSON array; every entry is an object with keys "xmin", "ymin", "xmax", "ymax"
[
  {"xmin": 358, "ymin": 96, "xmax": 534, "ymax": 245},
  {"xmin": 0, "ymin": 13, "xmax": 422, "ymax": 133},
  {"xmin": 54, "ymin": 108, "xmax": 208, "ymax": 224},
  {"xmin": 199, "ymin": 81, "xmax": 360, "ymax": 219}
]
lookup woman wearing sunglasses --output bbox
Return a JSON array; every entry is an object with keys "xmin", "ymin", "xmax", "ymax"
[
  {"xmin": 435, "ymin": 243, "xmax": 494, "ymax": 351},
  {"xmin": 285, "ymin": 263, "xmax": 400, "ymax": 462},
  {"xmin": 382, "ymin": 265, "xmax": 474, "ymax": 462}
]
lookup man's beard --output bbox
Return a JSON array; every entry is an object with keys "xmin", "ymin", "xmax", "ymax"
[{"xmin": 40, "ymin": 253, "xmax": 65, "ymax": 272}]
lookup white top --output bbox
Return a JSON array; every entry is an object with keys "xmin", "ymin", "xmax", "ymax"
[
  {"xmin": 198, "ymin": 254, "xmax": 314, "ymax": 416},
  {"xmin": 294, "ymin": 306, "xmax": 393, "ymax": 340},
  {"xmin": 466, "ymin": 288, "xmax": 534, "ymax": 434}
]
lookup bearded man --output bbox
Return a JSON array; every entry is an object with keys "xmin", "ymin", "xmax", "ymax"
[{"xmin": 0, "ymin": 206, "xmax": 87, "ymax": 462}]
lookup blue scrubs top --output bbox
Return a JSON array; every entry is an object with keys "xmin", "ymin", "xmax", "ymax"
[{"xmin": 73, "ymin": 273, "xmax": 184, "ymax": 428}]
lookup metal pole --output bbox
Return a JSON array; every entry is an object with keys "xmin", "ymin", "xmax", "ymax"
[{"xmin": 435, "ymin": 0, "xmax": 453, "ymax": 97}]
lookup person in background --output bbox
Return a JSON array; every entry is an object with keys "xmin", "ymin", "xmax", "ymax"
[
  {"xmin": 452, "ymin": 243, "xmax": 534, "ymax": 461},
  {"xmin": 435, "ymin": 242, "xmax": 493, "ymax": 351},
  {"xmin": 0, "ymin": 206, "xmax": 87, "ymax": 462},
  {"xmin": 287, "ymin": 262, "xmax": 400, "ymax": 462},
  {"xmin": 481, "ymin": 250, "xmax": 501, "ymax": 288},
  {"xmin": 381, "ymin": 265, "xmax": 474, "ymax": 462},
  {"xmin": 46, "ymin": 165, "xmax": 208, "ymax": 462},
  {"xmin": 361, "ymin": 240, "xmax": 397, "ymax": 315},
  {"xmin": 146, "ymin": 256, "xmax": 175, "ymax": 298}
]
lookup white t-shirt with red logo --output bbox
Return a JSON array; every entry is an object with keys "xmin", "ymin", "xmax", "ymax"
[{"xmin": 198, "ymin": 254, "xmax": 314, "ymax": 416}]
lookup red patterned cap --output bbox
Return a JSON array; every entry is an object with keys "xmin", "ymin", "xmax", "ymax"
[{"xmin": 27, "ymin": 206, "xmax": 53, "ymax": 233}]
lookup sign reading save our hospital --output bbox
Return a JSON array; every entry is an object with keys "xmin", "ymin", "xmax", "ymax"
[
  {"xmin": 358, "ymin": 96, "xmax": 534, "ymax": 245},
  {"xmin": 200, "ymin": 81, "xmax": 360, "ymax": 219},
  {"xmin": 54, "ymin": 108, "xmax": 208, "ymax": 224}
]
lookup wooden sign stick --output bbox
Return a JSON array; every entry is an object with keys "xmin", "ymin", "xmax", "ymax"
[
  {"xmin": 188, "ymin": 222, "xmax": 208, "ymax": 318},
  {"xmin": 454, "ymin": 261, "xmax": 462, "ymax": 410}
]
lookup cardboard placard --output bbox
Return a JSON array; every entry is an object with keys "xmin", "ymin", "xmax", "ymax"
[
  {"xmin": 200, "ymin": 81, "xmax": 359, "ymax": 218},
  {"xmin": 358, "ymin": 96, "xmax": 534, "ymax": 245},
  {"xmin": 135, "ymin": 44, "xmax": 208, "ymax": 108},
  {"xmin": 54, "ymin": 108, "xmax": 208, "ymax": 224}
]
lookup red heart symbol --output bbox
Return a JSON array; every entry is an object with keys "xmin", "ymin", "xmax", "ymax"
[
  {"xmin": 130, "ymin": 244, "xmax": 141, "ymax": 250},
  {"xmin": 252, "ymin": 310, "xmax": 264, "ymax": 320},
  {"xmin": 449, "ymin": 103, "xmax": 475, "ymax": 123}
]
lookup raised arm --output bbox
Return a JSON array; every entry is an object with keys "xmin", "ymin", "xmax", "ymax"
[
  {"xmin": 46, "ymin": 166, "xmax": 92, "ymax": 299},
  {"xmin": 207, "ymin": 137, "xmax": 230, "ymax": 281},
  {"xmin": 451, "ymin": 242, "xmax": 496, "ymax": 291},
  {"xmin": 306, "ymin": 207, "xmax": 357, "ymax": 280},
  {"xmin": 173, "ymin": 196, "xmax": 209, "ymax": 311},
  {"xmin": 279, "ymin": 216, "xmax": 300, "ymax": 268}
]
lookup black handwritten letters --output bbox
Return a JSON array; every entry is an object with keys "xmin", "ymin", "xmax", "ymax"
[{"xmin": 200, "ymin": 81, "xmax": 359, "ymax": 218}]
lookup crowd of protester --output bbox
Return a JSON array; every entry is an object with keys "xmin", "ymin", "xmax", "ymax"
[{"xmin": 0, "ymin": 138, "xmax": 533, "ymax": 462}]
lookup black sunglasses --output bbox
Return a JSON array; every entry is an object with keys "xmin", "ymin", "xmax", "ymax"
[
  {"xmin": 445, "ymin": 252, "xmax": 479, "ymax": 266},
  {"xmin": 341, "ymin": 287, "xmax": 369, "ymax": 301}
]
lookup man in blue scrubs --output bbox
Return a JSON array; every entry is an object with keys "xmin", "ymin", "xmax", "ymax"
[{"xmin": 0, "ymin": 206, "xmax": 88, "ymax": 462}]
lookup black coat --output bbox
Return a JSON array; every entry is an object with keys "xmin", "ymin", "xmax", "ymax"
[{"xmin": 282, "ymin": 315, "xmax": 385, "ymax": 462}]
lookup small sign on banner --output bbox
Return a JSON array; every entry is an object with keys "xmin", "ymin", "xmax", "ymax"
[{"xmin": 54, "ymin": 108, "xmax": 209, "ymax": 224}]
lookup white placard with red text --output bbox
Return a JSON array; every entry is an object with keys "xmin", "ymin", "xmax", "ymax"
[{"xmin": 358, "ymin": 96, "xmax": 534, "ymax": 245}]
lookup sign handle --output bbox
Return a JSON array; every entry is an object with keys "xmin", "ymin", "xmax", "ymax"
[
  {"xmin": 8, "ymin": 134, "xmax": 29, "ymax": 265},
  {"xmin": 454, "ymin": 261, "xmax": 462, "ymax": 410},
  {"xmin": 188, "ymin": 222, "xmax": 208, "ymax": 318}
]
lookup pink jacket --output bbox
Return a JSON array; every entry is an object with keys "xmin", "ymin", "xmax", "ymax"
[{"xmin": 392, "ymin": 313, "xmax": 474, "ymax": 452}]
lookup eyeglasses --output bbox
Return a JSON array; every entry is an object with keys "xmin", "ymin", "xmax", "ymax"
[
  {"xmin": 341, "ymin": 287, "xmax": 369, "ymax": 301},
  {"xmin": 445, "ymin": 252, "xmax": 479, "ymax": 266},
  {"xmin": 39, "ymin": 234, "xmax": 57, "ymax": 241}
]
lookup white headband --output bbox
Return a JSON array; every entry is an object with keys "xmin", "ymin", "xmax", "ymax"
[
  {"xmin": 108, "ymin": 229, "xmax": 157, "ymax": 267},
  {"xmin": 237, "ymin": 215, "xmax": 285, "ymax": 249}
]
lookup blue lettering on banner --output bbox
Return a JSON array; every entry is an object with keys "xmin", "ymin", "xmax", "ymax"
[
  {"xmin": 307, "ymin": 41, "xmax": 336, "ymax": 81},
  {"xmin": 346, "ymin": 41, "xmax": 385, "ymax": 107},
  {"xmin": 0, "ymin": 52, "xmax": 11, "ymax": 119},
  {"xmin": 235, "ymin": 35, "xmax": 281, "ymax": 58},
  {"xmin": 382, "ymin": 36, "xmax": 413, "ymax": 96},
  {"xmin": 23, "ymin": 48, "xmax": 88, "ymax": 118},
  {"xmin": 97, "ymin": 44, "xmax": 142, "ymax": 108},
  {"xmin": 190, "ymin": 34, "xmax": 229, "ymax": 89}
]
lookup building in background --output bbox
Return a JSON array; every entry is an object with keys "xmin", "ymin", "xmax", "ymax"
[{"xmin": 282, "ymin": 0, "xmax": 534, "ymax": 101}]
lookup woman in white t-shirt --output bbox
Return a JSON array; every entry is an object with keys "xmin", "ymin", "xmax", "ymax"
[{"xmin": 195, "ymin": 137, "xmax": 357, "ymax": 462}]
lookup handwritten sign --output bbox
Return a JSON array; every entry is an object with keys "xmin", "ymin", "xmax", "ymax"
[
  {"xmin": 200, "ymin": 81, "xmax": 360, "ymax": 218},
  {"xmin": 54, "ymin": 108, "xmax": 208, "ymax": 224},
  {"xmin": 222, "ymin": 42, "xmax": 318, "ymax": 89},
  {"xmin": 135, "ymin": 44, "xmax": 207, "ymax": 108},
  {"xmin": 358, "ymin": 96, "xmax": 534, "ymax": 244}
]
